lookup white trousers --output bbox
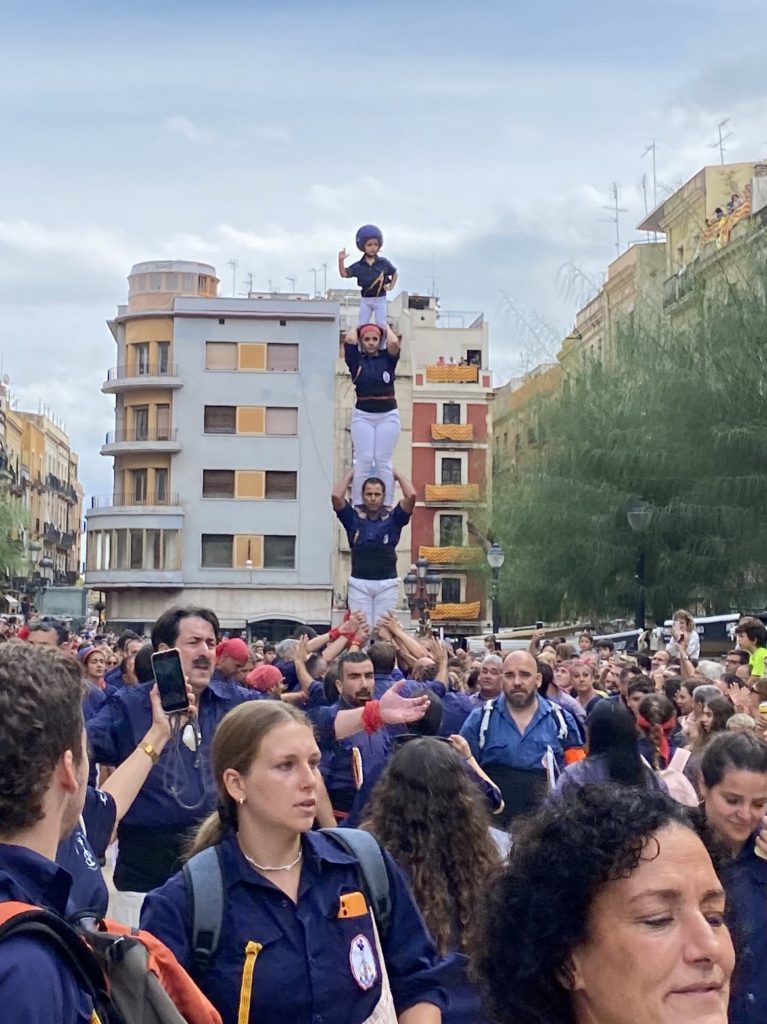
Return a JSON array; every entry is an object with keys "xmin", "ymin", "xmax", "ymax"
[
  {"xmin": 351, "ymin": 407, "xmax": 401, "ymax": 507},
  {"xmin": 108, "ymin": 889, "xmax": 146, "ymax": 928},
  {"xmin": 347, "ymin": 577, "xmax": 400, "ymax": 627},
  {"xmin": 359, "ymin": 296, "xmax": 388, "ymax": 335}
]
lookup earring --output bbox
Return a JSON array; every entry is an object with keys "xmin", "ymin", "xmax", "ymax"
[{"xmin": 239, "ymin": 797, "xmax": 245, "ymax": 806}]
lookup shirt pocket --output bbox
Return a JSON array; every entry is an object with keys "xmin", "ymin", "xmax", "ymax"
[{"xmin": 331, "ymin": 909, "xmax": 384, "ymax": 997}]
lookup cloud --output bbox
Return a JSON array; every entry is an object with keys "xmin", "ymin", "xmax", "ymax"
[
  {"xmin": 251, "ymin": 124, "xmax": 292, "ymax": 143},
  {"xmin": 164, "ymin": 115, "xmax": 213, "ymax": 144},
  {"xmin": 0, "ymin": 220, "xmax": 132, "ymax": 275}
]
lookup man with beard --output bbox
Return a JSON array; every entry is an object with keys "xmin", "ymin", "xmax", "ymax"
[
  {"xmin": 460, "ymin": 650, "xmax": 583, "ymax": 824},
  {"xmin": 309, "ymin": 650, "xmax": 430, "ymax": 824},
  {"xmin": 86, "ymin": 606, "xmax": 260, "ymax": 925}
]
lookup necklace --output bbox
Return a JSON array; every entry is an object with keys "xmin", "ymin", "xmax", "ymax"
[{"xmin": 241, "ymin": 846, "xmax": 303, "ymax": 873}]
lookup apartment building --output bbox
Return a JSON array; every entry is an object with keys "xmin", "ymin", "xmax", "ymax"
[{"xmin": 85, "ymin": 260, "xmax": 338, "ymax": 636}]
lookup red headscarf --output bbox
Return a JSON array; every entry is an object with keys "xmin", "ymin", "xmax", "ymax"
[
  {"xmin": 245, "ymin": 665, "xmax": 284, "ymax": 693},
  {"xmin": 215, "ymin": 638, "xmax": 250, "ymax": 665}
]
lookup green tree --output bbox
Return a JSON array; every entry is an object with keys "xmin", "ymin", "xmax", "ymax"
[
  {"xmin": 493, "ymin": 283, "xmax": 767, "ymax": 624},
  {"xmin": 0, "ymin": 492, "xmax": 30, "ymax": 586}
]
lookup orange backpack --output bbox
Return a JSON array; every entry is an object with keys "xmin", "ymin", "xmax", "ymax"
[{"xmin": 0, "ymin": 902, "xmax": 222, "ymax": 1024}]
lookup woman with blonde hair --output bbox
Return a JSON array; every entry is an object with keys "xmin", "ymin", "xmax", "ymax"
[{"xmin": 141, "ymin": 701, "xmax": 448, "ymax": 1024}]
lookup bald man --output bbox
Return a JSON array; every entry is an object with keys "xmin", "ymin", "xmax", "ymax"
[{"xmin": 460, "ymin": 650, "xmax": 583, "ymax": 823}]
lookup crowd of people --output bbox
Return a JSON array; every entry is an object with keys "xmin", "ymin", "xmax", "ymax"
[{"xmin": 0, "ymin": 602, "xmax": 766, "ymax": 1023}]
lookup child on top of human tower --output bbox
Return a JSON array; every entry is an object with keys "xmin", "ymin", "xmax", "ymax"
[{"xmin": 338, "ymin": 224, "xmax": 397, "ymax": 345}]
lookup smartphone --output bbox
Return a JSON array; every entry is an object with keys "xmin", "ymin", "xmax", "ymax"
[
  {"xmin": 151, "ymin": 649, "xmax": 189, "ymax": 714},
  {"xmin": 536, "ymin": 620, "xmax": 544, "ymax": 630}
]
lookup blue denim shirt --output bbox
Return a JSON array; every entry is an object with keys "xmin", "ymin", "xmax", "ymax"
[
  {"xmin": 721, "ymin": 837, "xmax": 767, "ymax": 1024},
  {"xmin": 0, "ymin": 845, "xmax": 94, "ymax": 1022},
  {"xmin": 140, "ymin": 829, "xmax": 448, "ymax": 1024}
]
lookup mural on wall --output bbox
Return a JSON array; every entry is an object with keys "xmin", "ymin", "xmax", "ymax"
[{"xmin": 703, "ymin": 184, "xmax": 752, "ymax": 247}]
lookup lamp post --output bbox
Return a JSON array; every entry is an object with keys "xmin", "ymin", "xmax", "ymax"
[
  {"xmin": 486, "ymin": 542, "xmax": 505, "ymax": 633},
  {"xmin": 403, "ymin": 557, "xmax": 441, "ymax": 633},
  {"xmin": 626, "ymin": 499, "xmax": 653, "ymax": 630}
]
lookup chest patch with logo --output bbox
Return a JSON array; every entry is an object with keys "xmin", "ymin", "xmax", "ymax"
[{"xmin": 349, "ymin": 933, "xmax": 378, "ymax": 990}]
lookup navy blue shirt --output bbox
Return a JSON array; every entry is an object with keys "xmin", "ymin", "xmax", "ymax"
[
  {"xmin": 140, "ymin": 829, "xmax": 447, "ymax": 1024},
  {"xmin": 344, "ymin": 255, "xmax": 397, "ymax": 297},
  {"xmin": 56, "ymin": 787, "xmax": 117, "ymax": 918},
  {"xmin": 0, "ymin": 844, "xmax": 94, "ymax": 1022},
  {"xmin": 335, "ymin": 503, "xmax": 410, "ymax": 580},
  {"xmin": 460, "ymin": 694, "xmax": 583, "ymax": 772},
  {"xmin": 721, "ymin": 837, "xmax": 767, "ymax": 1024},
  {"xmin": 87, "ymin": 674, "xmax": 258, "ymax": 890},
  {"xmin": 344, "ymin": 344, "xmax": 398, "ymax": 413}
]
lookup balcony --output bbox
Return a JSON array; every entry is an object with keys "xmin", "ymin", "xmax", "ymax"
[
  {"xmin": 431, "ymin": 423, "xmax": 474, "ymax": 442},
  {"xmin": 430, "ymin": 601, "xmax": 482, "ymax": 622},
  {"xmin": 102, "ymin": 363, "xmax": 182, "ymax": 394},
  {"xmin": 424, "ymin": 483, "xmax": 481, "ymax": 503},
  {"xmin": 58, "ymin": 530, "xmax": 77, "ymax": 551},
  {"xmin": 101, "ymin": 428, "xmax": 182, "ymax": 456},
  {"xmin": 90, "ymin": 492, "xmax": 180, "ymax": 509},
  {"xmin": 425, "ymin": 364, "xmax": 479, "ymax": 384},
  {"xmin": 663, "ymin": 268, "xmax": 697, "ymax": 309},
  {"xmin": 418, "ymin": 545, "xmax": 484, "ymax": 566},
  {"xmin": 45, "ymin": 473, "xmax": 79, "ymax": 503},
  {"xmin": 43, "ymin": 522, "xmax": 61, "ymax": 545}
]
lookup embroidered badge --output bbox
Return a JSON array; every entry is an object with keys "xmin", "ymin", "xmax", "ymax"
[
  {"xmin": 382, "ymin": 371, "xmax": 391, "ymax": 384},
  {"xmin": 349, "ymin": 933, "xmax": 378, "ymax": 990},
  {"xmin": 76, "ymin": 833, "xmax": 98, "ymax": 870}
]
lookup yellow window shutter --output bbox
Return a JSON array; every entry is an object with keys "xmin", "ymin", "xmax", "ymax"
[
  {"xmin": 234, "ymin": 535, "xmax": 264, "ymax": 568},
  {"xmin": 238, "ymin": 343, "xmax": 267, "ymax": 371},
  {"xmin": 235, "ymin": 471, "xmax": 265, "ymax": 499},
  {"xmin": 236, "ymin": 407, "xmax": 266, "ymax": 434}
]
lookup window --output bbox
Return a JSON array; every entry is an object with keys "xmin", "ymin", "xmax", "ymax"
[
  {"xmin": 204, "ymin": 406, "xmax": 236, "ymax": 434},
  {"xmin": 441, "ymin": 458, "xmax": 462, "ymax": 485},
  {"xmin": 442, "ymin": 403, "xmax": 461, "ymax": 425},
  {"xmin": 129, "ymin": 529, "xmax": 144, "ymax": 570},
  {"xmin": 439, "ymin": 515, "xmax": 463, "ymax": 547},
  {"xmin": 154, "ymin": 468, "xmax": 168, "ymax": 504},
  {"xmin": 466, "ymin": 349, "xmax": 482, "ymax": 367},
  {"xmin": 158, "ymin": 342, "xmax": 170, "ymax": 374},
  {"xmin": 265, "ymin": 407, "xmax": 298, "ymax": 435},
  {"xmin": 266, "ymin": 344, "xmax": 299, "ymax": 372},
  {"xmin": 441, "ymin": 578, "xmax": 462, "ymax": 603},
  {"xmin": 145, "ymin": 529, "xmax": 162, "ymax": 570},
  {"xmin": 133, "ymin": 406, "xmax": 149, "ymax": 440},
  {"xmin": 265, "ymin": 470, "xmax": 297, "ymax": 499},
  {"xmin": 131, "ymin": 469, "xmax": 147, "ymax": 503},
  {"xmin": 203, "ymin": 470, "xmax": 235, "ymax": 498},
  {"xmin": 135, "ymin": 344, "xmax": 150, "ymax": 375},
  {"xmin": 205, "ymin": 342, "xmax": 237, "ymax": 371},
  {"xmin": 156, "ymin": 404, "xmax": 170, "ymax": 440},
  {"xmin": 201, "ymin": 534, "xmax": 233, "ymax": 568},
  {"xmin": 527, "ymin": 425, "xmax": 537, "ymax": 445},
  {"xmin": 264, "ymin": 535, "xmax": 296, "ymax": 569}
]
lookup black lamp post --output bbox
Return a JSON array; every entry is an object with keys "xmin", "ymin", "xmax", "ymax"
[
  {"xmin": 486, "ymin": 542, "xmax": 505, "ymax": 633},
  {"xmin": 403, "ymin": 557, "xmax": 441, "ymax": 631},
  {"xmin": 626, "ymin": 499, "xmax": 653, "ymax": 630}
]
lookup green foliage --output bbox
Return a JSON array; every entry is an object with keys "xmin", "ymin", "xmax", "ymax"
[
  {"xmin": 0, "ymin": 494, "xmax": 30, "ymax": 583},
  {"xmin": 493, "ymin": 283, "xmax": 767, "ymax": 624}
]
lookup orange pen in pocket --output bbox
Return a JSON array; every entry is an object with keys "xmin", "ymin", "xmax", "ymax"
[{"xmin": 338, "ymin": 891, "xmax": 368, "ymax": 919}]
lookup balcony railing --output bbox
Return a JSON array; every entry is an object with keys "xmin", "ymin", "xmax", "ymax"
[
  {"xmin": 425, "ymin": 364, "xmax": 479, "ymax": 383},
  {"xmin": 45, "ymin": 473, "xmax": 79, "ymax": 502},
  {"xmin": 90, "ymin": 492, "xmax": 180, "ymax": 508},
  {"xmin": 106, "ymin": 363, "xmax": 178, "ymax": 380},
  {"xmin": 431, "ymin": 423, "xmax": 474, "ymax": 442},
  {"xmin": 663, "ymin": 270, "xmax": 697, "ymax": 309},
  {"xmin": 418, "ymin": 545, "xmax": 484, "ymax": 565},
  {"xmin": 430, "ymin": 601, "xmax": 482, "ymax": 621},
  {"xmin": 104, "ymin": 428, "xmax": 178, "ymax": 444},
  {"xmin": 424, "ymin": 483, "xmax": 481, "ymax": 502},
  {"xmin": 43, "ymin": 522, "xmax": 61, "ymax": 544}
]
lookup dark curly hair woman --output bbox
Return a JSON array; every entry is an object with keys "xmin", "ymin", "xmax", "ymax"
[
  {"xmin": 475, "ymin": 786, "xmax": 735, "ymax": 1024},
  {"xmin": 362, "ymin": 736, "xmax": 503, "ymax": 1024}
]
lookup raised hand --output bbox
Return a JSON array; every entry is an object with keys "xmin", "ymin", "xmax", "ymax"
[{"xmin": 379, "ymin": 681, "xmax": 430, "ymax": 725}]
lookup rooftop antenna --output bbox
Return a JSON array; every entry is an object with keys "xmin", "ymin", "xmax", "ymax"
[
  {"xmin": 227, "ymin": 259, "xmax": 239, "ymax": 297},
  {"xmin": 429, "ymin": 254, "xmax": 437, "ymax": 298},
  {"xmin": 268, "ymin": 278, "xmax": 275, "ymax": 292},
  {"xmin": 286, "ymin": 276, "xmax": 296, "ymax": 292},
  {"xmin": 711, "ymin": 118, "xmax": 732, "ymax": 165},
  {"xmin": 242, "ymin": 271, "xmax": 254, "ymax": 295},
  {"xmin": 641, "ymin": 140, "xmax": 659, "ymax": 241},
  {"xmin": 602, "ymin": 182, "xmax": 628, "ymax": 257},
  {"xmin": 308, "ymin": 268, "xmax": 318, "ymax": 296},
  {"xmin": 321, "ymin": 262, "xmax": 328, "ymax": 295}
]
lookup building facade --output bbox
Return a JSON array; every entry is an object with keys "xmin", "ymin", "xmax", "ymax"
[{"xmin": 85, "ymin": 260, "xmax": 338, "ymax": 636}]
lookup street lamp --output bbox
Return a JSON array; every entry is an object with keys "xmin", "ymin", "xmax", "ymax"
[
  {"xmin": 404, "ymin": 559, "xmax": 441, "ymax": 632},
  {"xmin": 626, "ymin": 499, "xmax": 653, "ymax": 630},
  {"xmin": 486, "ymin": 542, "xmax": 505, "ymax": 633}
]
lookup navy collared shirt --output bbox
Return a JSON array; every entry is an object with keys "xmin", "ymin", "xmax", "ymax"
[
  {"xmin": 335, "ymin": 503, "xmax": 410, "ymax": 580},
  {"xmin": 310, "ymin": 702, "xmax": 392, "ymax": 819},
  {"xmin": 721, "ymin": 836, "xmax": 767, "ymax": 1024},
  {"xmin": 460, "ymin": 693, "xmax": 583, "ymax": 772},
  {"xmin": 0, "ymin": 844, "xmax": 94, "ymax": 1021},
  {"xmin": 344, "ymin": 345, "xmax": 398, "ymax": 412},
  {"xmin": 87, "ymin": 674, "xmax": 258, "ymax": 830},
  {"xmin": 140, "ymin": 829, "xmax": 447, "ymax": 1024},
  {"xmin": 344, "ymin": 255, "xmax": 397, "ymax": 297},
  {"xmin": 56, "ymin": 787, "xmax": 117, "ymax": 918}
]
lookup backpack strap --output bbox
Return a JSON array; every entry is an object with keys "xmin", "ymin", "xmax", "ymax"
[
  {"xmin": 183, "ymin": 846, "xmax": 225, "ymax": 976},
  {"xmin": 0, "ymin": 902, "xmax": 110, "ymax": 1017},
  {"xmin": 478, "ymin": 698, "xmax": 495, "ymax": 751},
  {"xmin": 549, "ymin": 701, "xmax": 569, "ymax": 742},
  {"xmin": 320, "ymin": 828, "xmax": 391, "ymax": 939}
]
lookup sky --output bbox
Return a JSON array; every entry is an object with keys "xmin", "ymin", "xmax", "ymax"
[{"xmin": 1, "ymin": 0, "xmax": 767, "ymax": 501}]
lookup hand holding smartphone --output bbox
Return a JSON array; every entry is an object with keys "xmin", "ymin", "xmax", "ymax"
[{"xmin": 151, "ymin": 649, "xmax": 190, "ymax": 714}]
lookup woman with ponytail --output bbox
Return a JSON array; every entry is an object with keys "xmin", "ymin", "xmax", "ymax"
[
  {"xmin": 635, "ymin": 693, "xmax": 678, "ymax": 770},
  {"xmin": 140, "ymin": 701, "xmax": 448, "ymax": 1024}
]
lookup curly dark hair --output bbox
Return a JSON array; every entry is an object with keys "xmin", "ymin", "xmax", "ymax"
[
  {"xmin": 0, "ymin": 641, "xmax": 85, "ymax": 834},
  {"xmin": 362, "ymin": 737, "xmax": 502, "ymax": 955},
  {"xmin": 475, "ymin": 786, "xmax": 694, "ymax": 1024}
]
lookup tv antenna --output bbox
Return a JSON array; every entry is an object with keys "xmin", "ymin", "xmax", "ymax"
[
  {"xmin": 711, "ymin": 118, "xmax": 732, "ymax": 165},
  {"xmin": 308, "ymin": 268, "xmax": 318, "ymax": 296},
  {"xmin": 602, "ymin": 182, "xmax": 628, "ymax": 256},
  {"xmin": 227, "ymin": 259, "xmax": 239, "ymax": 297}
]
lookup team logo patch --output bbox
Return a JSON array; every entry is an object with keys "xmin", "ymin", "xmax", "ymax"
[
  {"xmin": 349, "ymin": 933, "xmax": 378, "ymax": 990},
  {"xmin": 382, "ymin": 371, "xmax": 391, "ymax": 384}
]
